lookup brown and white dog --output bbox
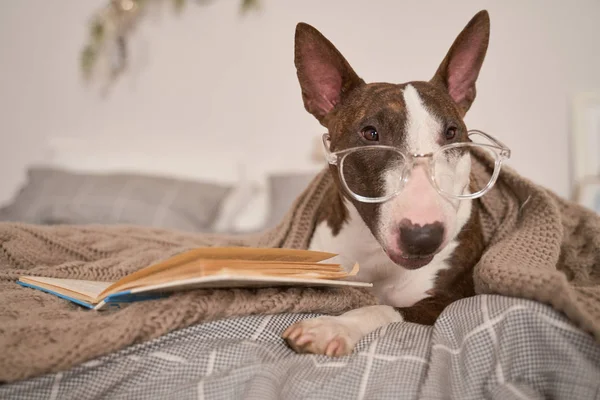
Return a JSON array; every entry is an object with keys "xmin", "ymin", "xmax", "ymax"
[{"xmin": 282, "ymin": 10, "xmax": 490, "ymax": 356}]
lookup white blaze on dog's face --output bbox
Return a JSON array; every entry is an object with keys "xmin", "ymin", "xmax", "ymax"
[
  {"xmin": 294, "ymin": 11, "xmax": 490, "ymax": 269},
  {"xmin": 377, "ymin": 84, "xmax": 473, "ymax": 269}
]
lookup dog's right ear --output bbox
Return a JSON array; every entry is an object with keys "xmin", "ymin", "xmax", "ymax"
[
  {"xmin": 294, "ymin": 23, "xmax": 364, "ymax": 124},
  {"xmin": 430, "ymin": 10, "xmax": 490, "ymax": 115}
]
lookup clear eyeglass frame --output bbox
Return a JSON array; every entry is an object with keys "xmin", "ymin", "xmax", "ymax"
[{"xmin": 322, "ymin": 129, "xmax": 512, "ymax": 204}]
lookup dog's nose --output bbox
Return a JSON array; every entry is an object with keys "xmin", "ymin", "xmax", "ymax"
[{"xmin": 398, "ymin": 219, "xmax": 445, "ymax": 256}]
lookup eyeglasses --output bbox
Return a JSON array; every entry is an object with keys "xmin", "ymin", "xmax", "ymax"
[{"xmin": 322, "ymin": 129, "xmax": 511, "ymax": 203}]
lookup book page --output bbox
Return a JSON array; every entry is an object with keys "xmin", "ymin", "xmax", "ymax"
[
  {"xmin": 99, "ymin": 247, "xmax": 339, "ymax": 298},
  {"xmin": 102, "ymin": 260, "xmax": 353, "ymax": 296},
  {"xmin": 172, "ymin": 247, "xmax": 338, "ymax": 263},
  {"xmin": 19, "ymin": 276, "xmax": 113, "ymax": 301}
]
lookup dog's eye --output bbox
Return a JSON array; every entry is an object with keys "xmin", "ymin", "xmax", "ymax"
[
  {"xmin": 361, "ymin": 126, "xmax": 379, "ymax": 141},
  {"xmin": 445, "ymin": 127, "xmax": 457, "ymax": 140}
]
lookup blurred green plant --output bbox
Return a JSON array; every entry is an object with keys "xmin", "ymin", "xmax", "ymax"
[{"xmin": 81, "ymin": 0, "xmax": 259, "ymax": 86}]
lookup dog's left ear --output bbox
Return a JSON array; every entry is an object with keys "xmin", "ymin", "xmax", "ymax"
[
  {"xmin": 431, "ymin": 10, "xmax": 490, "ymax": 115},
  {"xmin": 294, "ymin": 23, "xmax": 364, "ymax": 124}
]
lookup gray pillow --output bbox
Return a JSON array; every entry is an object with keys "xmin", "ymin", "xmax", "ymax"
[
  {"xmin": 0, "ymin": 167, "xmax": 231, "ymax": 232},
  {"xmin": 264, "ymin": 172, "xmax": 316, "ymax": 229}
]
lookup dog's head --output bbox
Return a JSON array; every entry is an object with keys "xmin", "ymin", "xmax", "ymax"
[{"xmin": 295, "ymin": 11, "xmax": 490, "ymax": 269}]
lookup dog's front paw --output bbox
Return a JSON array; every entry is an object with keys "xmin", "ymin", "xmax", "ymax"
[{"xmin": 282, "ymin": 316, "xmax": 358, "ymax": 357}]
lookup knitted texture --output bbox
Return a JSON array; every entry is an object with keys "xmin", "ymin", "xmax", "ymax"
[
  {"xmin": 473, "ymin": 154, "xmax": 600, "ymax": 340},
  {"xmin": 1, "ymin": 152, "xmax": 599, "ymax": 383},
  {"xmin": 0, "ymin": 170, "xmax": 377, "ymax": 383}
]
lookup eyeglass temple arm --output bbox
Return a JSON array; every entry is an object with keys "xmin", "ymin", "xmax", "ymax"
[
  {"xmin": 322, "ymin": 134, "xmax": 338, "ymax": 164},
  {"xmin": 322, "ymin": 134, "xmax": 331, "ymax": 152},
  {"xmin": 468, "ymin": 129, "xmax": 511, "ymax": 159}
]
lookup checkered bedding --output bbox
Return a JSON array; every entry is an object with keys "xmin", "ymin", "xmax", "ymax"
[{"xmin": 2, "ymin": 295, "xmax": 599, "ymax": 399}]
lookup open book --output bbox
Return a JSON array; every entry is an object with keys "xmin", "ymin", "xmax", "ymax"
[{"xmin": 17, "ymin": 247, "xmax": 371, "ymax": 311}]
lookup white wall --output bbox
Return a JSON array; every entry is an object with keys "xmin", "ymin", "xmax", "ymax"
[{"xmin": 1, "ymin": 0, "xmax": 599, "ymax": 205}]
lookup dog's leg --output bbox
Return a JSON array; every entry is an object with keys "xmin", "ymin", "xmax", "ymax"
[{"xmin": 282, "ymin": 305, "xmax": 402, "ymax": 356}]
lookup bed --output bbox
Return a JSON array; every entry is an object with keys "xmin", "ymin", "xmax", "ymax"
[
  {"xmin": 1, "ymin": 295, "xmax": 599, "ymax": 399},
  {"xmin": 1, "ymin": 145, "xmax": 600, "ymax": 399}
]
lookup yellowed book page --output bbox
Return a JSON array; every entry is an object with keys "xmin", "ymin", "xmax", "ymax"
[
  {"xmin": 171, "ymin": 247, "xmax": 338, "ymax": 262},
  {"xmin": 144, "ymin": 261, "xmax": 343, "ymax": 280},
  {"xmin": 19, "ymin": 276, "xmax": 113, "ymax": 303},
  {"xmin": 104, "ymin": 261, "xmax": 347, "ymax": 295},
  {"xmin": 147, "ymin": 260, "xmax": 343, "ymax": 279},
  {"xmin": 115, "ymin": 269, "xmax": 352, "ymax": 292},
  {"xmin": 99, "ymin": 248, "xmax": 338, "ymax": 298},
  {"xmin": 214, "ymin": 268, "xmax": 355, "ymax": 280}
]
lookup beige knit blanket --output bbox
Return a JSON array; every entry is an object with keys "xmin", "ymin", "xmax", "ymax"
[{"xmin": 1, "ymin": 152, "xmax": 599, "ymax": 383}]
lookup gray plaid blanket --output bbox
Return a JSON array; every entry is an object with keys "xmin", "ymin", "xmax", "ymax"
[{"xmin": 2, "ymin": 295, "xmax": 599, "ymax": 399}]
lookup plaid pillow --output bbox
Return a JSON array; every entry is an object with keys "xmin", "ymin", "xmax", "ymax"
[{"xmin": 0, "ymin": 167, "xmax": 231, "ymax": 232}]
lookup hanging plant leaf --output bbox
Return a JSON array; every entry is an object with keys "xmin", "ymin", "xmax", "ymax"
[
  {"xmin": 81, "ymin": 45, "xmax": 97, "ymax": 81},
  {"xmin": 81, "ymin": 0, "xmax": 260, "ymax": 87},
  {"xmin": 91, "ymin": 19, "xmax": 105, "ymax": 43},
  {"xmin": 173, "ymin": 0, "xmax": 186, "ymax": 13},
  {"xmin": 240, "ymin": 0, "xmax": 259, "ymax": 14}
]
